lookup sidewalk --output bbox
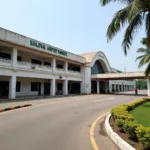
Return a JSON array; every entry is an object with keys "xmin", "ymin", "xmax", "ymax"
[{"xmin": 0, "ymin": 94, "xmax": 82, "ymax": 109}]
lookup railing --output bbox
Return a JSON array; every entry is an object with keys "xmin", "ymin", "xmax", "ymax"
[
  {"xmin": 0, "ymin": 58, "xmax": 12, "ymax": 67},
  {"xmin": 68, "ymin": 70, "xmax": 81, "ymax": 74},
  {"xmin": 0, "ymin": 58, "xmax": 12, "ymax": 64},
  {"xmin": 56, "ymin": 68, "xmax": 65, "ymax": 72},
  {"xmin": 17, "ymin": 61, "xmax": 52, "ymax": 71}
]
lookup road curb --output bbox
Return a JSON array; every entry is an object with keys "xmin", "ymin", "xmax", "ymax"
[
  {"xmin": 105, "ymin": 114, "xmax": 135, "ymax": 150},
  {"xmin": 0, "ymin": 104, "xmax": 32, "ymax": 113}
]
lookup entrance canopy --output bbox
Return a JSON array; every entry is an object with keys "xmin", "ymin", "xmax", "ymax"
[{"xmin": 92, "ymin": 71, "xmax": 147, "ymax": 80}]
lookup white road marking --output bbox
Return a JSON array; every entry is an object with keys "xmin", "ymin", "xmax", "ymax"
[{"xmin": 94, "ymin": 97, "xmax": 115, "ymax": 103}]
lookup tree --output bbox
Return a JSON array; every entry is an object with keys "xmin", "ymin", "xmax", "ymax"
[
  {"xmin": 100, "ymin": 0, "xmax": 150, "ymax": 55},
  {"xmin": 136, "ymin": 79, "xmax": 147, "ymax": 89},
  {"xmin": 136, "ymin": 38, "xmax": 150, "ymax": 76}
]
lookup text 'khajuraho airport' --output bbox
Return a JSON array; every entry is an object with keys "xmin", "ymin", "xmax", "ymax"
[{"xmin": 0, "ymin": 28, "xmax": 135, "ymax": 99}]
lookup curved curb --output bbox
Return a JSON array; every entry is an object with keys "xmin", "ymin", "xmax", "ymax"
[
  {"xmin": 0, "ymin": 104, "xmax": 32, "ymax": 113},
  {"xmin": 105, "ymin": 114, "xmax": 136, "ymax": 150}
]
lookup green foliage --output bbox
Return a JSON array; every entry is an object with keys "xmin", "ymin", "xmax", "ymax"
[
  {"xmin": 127, "ymin": 99, "xmax": 146, "ymax": 111},
  {"xmin": 136, "ymin": 126, "xmax": 150, "ymax": 148},
  {"xmin": 111, "ymin": 105, "xmax": 134, "ymax": 121},
  {"xmin": 100, "ymin": 0, "xmax": 150, "ymax": 55},
  {"xmin": 136, "ymin": 79, "xmax": 147, "ymax": 89},
  {"xmin": 123, "ymin": 120, "xmax": 140, "ymax": 138},
  {"xmin": 136, "ymin": 38, "xmax": 150, "ymax": 76},
  {"xmin": 111, "ymin": 98, "xmax": 150, "ymax": 148}
]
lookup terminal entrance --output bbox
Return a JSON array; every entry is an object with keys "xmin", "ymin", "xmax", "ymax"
[
  {"xmin": 68, "ymin": 81, "xmax": 80, "ymax": 94},
  {"xmin": 91, "ymin": 80, "xmax": 107, "ymax": 94}
]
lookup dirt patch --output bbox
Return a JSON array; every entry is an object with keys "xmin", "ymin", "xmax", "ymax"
[
  {"xmin": 109, "ymin": 116, "xmax": 145, "ymax": 150},
  {"xmin": 99, "ymin": 118, "xmax": 107, "ymax": 137}
]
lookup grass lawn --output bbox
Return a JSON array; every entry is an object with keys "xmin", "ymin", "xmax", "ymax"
[{"xmin": 130, "ymin": 102, "xmax": 150, "ymax": 127}]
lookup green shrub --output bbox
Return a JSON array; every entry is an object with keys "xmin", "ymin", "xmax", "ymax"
[
  {"xmin": 116, "ymin": 119, "xmax": 125, "ymax": 131},
  {"xmin": 136, "ymin": 126, "xmax": 150, "ymax": 148},
  {"xmin": 123, "ymin": 120, "xmax": 140, "ymax": 138},
  {"xmin": 111, "ymin": 98, "xmax": 150, "ymax": 148},
  {"xmin": 127, "ymin": 99, "xmax": 146, "ymax": 111},
  {"xmin": 111, "ymin": 105, "xmax": 133, "ymax": 121}
]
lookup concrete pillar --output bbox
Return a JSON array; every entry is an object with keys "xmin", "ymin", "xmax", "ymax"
[
  {"xmin": 63, "ymin": 79, "xmax": 68, "ymax": 95},
  {"xmin": 97, "ymin": 80, "xmax": 100, "ymax": 94},
  {"xmin": 84, "ymin": 66, "xmax": 91, "ymax": 94},
  {"xmin": 65, "ymin": 62, "xmax": 68, "ymax": 74},
  {"xmin": 105, "ymin": 82, "xmax": 108, "ymax": 93},
  {"xmin": 51, "ymin": 78, "xmax": 56, "ymax": 96},
  {"xmin": 117, "ymin": 85, "xmax": 120, "ymax": 92},
  {"xmin": 121, "ymin": 84, "xmax": 123, "ymax": 91},
  {"xmin": 147, "ymin": 78, "xmax": 150, "ymax": 96},
  {"xmin": 12, "ymin": 48, "xmax": 17, "ymax": 67},
  {"xmin": 114, "ymin": 84, "xmax": 116, "ymax": 92},
  {"xmin": 109, "ymin": 84, "xmax": 112, "ymax": 93},
  {"xmin": 41, "ymin": 82, "xmax": 44, "ymax": 96},
  {"xmin": 9, "ymin": 75, "xmax": 16, "ymax": 99},
  {"xmin": 52, "ymin": 58, "xmax": 56, "ymax": 73}
]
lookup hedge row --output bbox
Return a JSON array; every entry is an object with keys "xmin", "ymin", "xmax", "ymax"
[{"xmin": 111, "ymin": 98, "xmax": 150, "ymax": 148}]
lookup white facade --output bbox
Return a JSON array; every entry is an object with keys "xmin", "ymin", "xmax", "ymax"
[{"xmin": 0, "ymin": 28, "xmax": 135, "ymax": 99}]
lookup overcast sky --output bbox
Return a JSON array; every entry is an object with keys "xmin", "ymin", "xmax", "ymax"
[{"xmin": 0, "ymin": 0, "xmax": 146, "ymax": 72}]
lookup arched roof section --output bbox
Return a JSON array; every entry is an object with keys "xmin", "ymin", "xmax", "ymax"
[{"xmin": 80, "ymin": 51, "xmax": 112, "ymax": 72}]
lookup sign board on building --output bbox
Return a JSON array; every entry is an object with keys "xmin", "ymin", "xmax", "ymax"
[{"xmin": 30, "ymin": 40, "xmax": 67, "ymax": 57}]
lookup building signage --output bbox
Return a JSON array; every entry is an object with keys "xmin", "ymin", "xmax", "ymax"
[{"xmin": 30, "ymin": 40, "xmax": 67, "ymax": 56}]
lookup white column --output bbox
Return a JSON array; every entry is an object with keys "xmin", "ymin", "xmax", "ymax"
[
  {"xmin": 41, "ymin": 82, "xmax": 44, "ymax": 96},
  {"xmin": 147, "ymin": 78, "xmax": 150, "ymax": 96},
  {"xmin": 51, "ymin": 78, "xmax": 56, "ymax": 96},
  {"xmin": 97, "ymin": 80, "xmax": 100, "ymax": 94},
  {"xmin": 52, "ymin": 58, "xmax": 56, "ymax": 73},
  {"xmin": 121, "ymin": 84, "xmax": 123, "ymax": 91},
  {"xmin": 65, "ymin": 62, "xmax": 68, "ymax": 74},
  {"xmin": 105, "ymin": 82, "xmax": 108, "ymax": 93},
  {"xmin": 63, "ymin": 79, "xmax": 68, "ymax": 95},
  {"xmin": 114, "ymin": 84, "xmax": 116, "ymax": 92},
  {"xmin": 84, "ymin": 66, "xmax": 91, "ymax": 94},
  {"xmin": 109, "ymin": 84, "xmax": 112, "ymax": 93},
  {"xmin": 12, "ymin": 48, "xmax": 17, "ymax": 68},
  {"xmin": 9, "ymin": 75, "xmax": 16, "ymax": 99}
]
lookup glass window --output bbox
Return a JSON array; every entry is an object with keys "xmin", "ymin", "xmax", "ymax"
[
  {"xmin": 91, "ymin": 60, "xmax": 105, "ymax": 74},
  {"xmin": 0, "ymin": 52, "xmax": 11, "ymax": 59},
  {"xmin": 44, "ymin": 62, "xmax": 51, "ymax": 67}
]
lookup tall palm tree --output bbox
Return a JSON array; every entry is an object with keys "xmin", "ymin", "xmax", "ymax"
[
  {"xmin": 100, "ymin": 0, "xmax": 150, "ymax": 55},
  {"xmin": 136, "ymin": 38, "xmax": 150, "ymax": 76}
]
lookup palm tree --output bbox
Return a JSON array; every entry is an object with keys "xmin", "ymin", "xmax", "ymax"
[
  {"xmin": 100, "ymin": 0, "xmax": 150, "ymax": 55},
  {"xmin": 136, "ymin": 38, "xmax": 150, "ymax": 76}
]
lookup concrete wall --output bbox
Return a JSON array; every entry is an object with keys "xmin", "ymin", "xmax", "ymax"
[{"xmin": 0, "ymin": 27, "xmax": 86, "ymax": 64}]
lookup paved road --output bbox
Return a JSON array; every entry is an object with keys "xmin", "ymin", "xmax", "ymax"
[{"xmin": 0, "ymin": 93, "xmax": 146, "ymax": 150}]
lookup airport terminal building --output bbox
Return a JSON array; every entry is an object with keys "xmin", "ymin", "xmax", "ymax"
[{"xmin": 0, "ymin": 28, "xmax": 135, "ymax": 99}]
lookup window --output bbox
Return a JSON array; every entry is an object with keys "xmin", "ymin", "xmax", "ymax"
[
  {"xmin": 31, "ymin": 59, "xmax": 41, "ymax": 65},
  {"xmin": 57, "ymin": 64, "xmax": 63, "ymax": 69},
  {"xmin": 91, "ymin": 61, "xmax": 105, "ymax": 74},
  {"xmin": 16, "ymin": 82, "xmax": 21, "ymax": 92},
  {"xmin": 0, "ymin": 52, "xmax": 11, "ymax": 59},
  {"xmin": 44, "ymin": 62, "xmax": 51, "ymax": 67},
  {"xmin": 31, "ymin": 82, "xmax": 39, "ymax": 91},
  {"xmin": 17, "ymin": 56, "xmax": 22, "ymax": 62}
]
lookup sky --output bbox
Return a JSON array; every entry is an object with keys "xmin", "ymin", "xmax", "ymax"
[{"xmin": 0, "ymin": 0, "xmax": 146, "ymax": 72}]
